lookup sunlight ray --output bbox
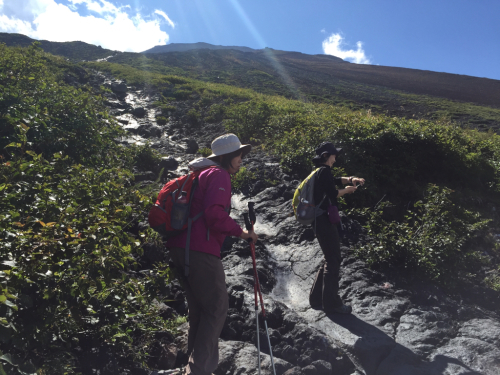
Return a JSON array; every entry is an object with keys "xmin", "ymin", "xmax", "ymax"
[{"xmin": 227, "ymin": 0, "xmax": 305, "ymax": 101}]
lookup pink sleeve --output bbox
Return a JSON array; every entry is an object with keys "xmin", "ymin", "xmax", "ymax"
[{"xmin": 203, "ymin": 169, "xmax": 243, "ymax": 237}]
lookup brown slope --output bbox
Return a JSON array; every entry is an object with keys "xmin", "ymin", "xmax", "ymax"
[{"xmin": 273, "ymin": 50, "xmax": 500, "ymax": 108}]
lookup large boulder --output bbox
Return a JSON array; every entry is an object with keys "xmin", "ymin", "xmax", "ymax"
[
  {"xmin": 126, "ymin": 124, "xmax": 161, "ymax": 138},
  {"xmin": 185, "ymin": 138, "xmax": 199, "ymax": 154},
  {"xmin": 159, "ymin": 157, "xmax": 179, "ymax": 171},
  {"xmin": 132, "ymin": 107, "xmax": 147, "ymax": 118},
  {"xmin": 111, "ymin": 82, "xmax": 128, "ymax": 94}
]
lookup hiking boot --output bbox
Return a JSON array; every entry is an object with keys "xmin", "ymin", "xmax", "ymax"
[{"xmin": 324, "ymin": 304, "xmax": 352, "ymax": 314}]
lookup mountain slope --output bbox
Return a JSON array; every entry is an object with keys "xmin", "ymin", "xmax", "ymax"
[
  {"xmin": 142, "ymin": 41, "xmax": 256, "ymax": 53},
  {"xmin": 108, "ymin": 47, "xmax": 500, "ymax": 130},
  {"xmin": 0, "ymin": 32, "xmax": 119, "ymax": 61},
  {"xmin": 137, "ymin": 48, "xmax": 500, "ymax": 108},
  {"xmin": 2, "ymin": 32, "xmax": 499, "ymax": 129}
]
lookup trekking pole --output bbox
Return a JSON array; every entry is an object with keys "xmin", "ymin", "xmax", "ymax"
[{"xmin": 243, "ymin": 202, "xmax": 277, "ymax": 375}]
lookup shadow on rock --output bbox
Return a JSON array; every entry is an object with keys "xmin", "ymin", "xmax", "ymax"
[{"xmin": 326, "ymin": 313, "xmax": 485, "ymax": 375}]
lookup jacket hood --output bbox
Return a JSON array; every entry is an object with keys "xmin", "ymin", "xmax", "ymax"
[{"xmin": 188, "ymin": 157, "xmax": 220, "ymax": 171}]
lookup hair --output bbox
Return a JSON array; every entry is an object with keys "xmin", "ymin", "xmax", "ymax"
[
  {"xmin": 312, "ymin": 152, "xmax": 331, "ymax": 167},
  {"xmin": 218, "ymin": 149, "xmax": 243, "ymax": 170}
]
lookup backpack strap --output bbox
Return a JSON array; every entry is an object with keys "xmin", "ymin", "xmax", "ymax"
[
  {"xmin": 184, "ymin": 211, "xmax": 204, "ymax": 277},
  {"xmin": 313, "ymin": 168, "xmax": 328, "ymax": 236},
  {"xmin": 313, "ymin": 194, "xmax": 328, "ymax": 236}
]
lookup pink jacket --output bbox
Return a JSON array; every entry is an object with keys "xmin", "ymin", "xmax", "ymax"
[{"xmin": 166, "ymin": 161, "xmax": 243, "ymax": 257}]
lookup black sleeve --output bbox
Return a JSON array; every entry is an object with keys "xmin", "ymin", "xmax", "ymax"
[{"xmin": 314, "ymin": 167, "xmax": 339, "ymax": 208}]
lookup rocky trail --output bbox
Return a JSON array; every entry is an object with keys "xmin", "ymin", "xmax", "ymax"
[{"xmin": 91, "ymin": 73, "xmax": 500, "ymax": 375}]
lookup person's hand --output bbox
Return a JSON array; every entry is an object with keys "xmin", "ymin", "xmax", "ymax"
[
  {"xmin": 352, "ymin": 177, "xmax": 365, "ymax": 187},
  {"xmin": 240, "ymin": 230, "xmax": 258, "ymax": 243},
  {"xmin": 344, "ymin": 186, "xmax": 358, "ymax": 194}
]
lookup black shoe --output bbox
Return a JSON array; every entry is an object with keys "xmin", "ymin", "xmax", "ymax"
[{"xmin": 324, "ymin": 304, "xmax": 352, "ymax": 314}]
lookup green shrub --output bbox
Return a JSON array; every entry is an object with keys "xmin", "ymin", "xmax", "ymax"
[
  {"xmin": 484, "ymin": 270, "xmax": 500, "ymax": 291},
  {"xmin": 351, "ymin": 185, "xmax": 489, "ymax": 282},
  {"xmin": 0, "ymin": 43, "xmax": 124, "ymax": 165},
  {"xmin": 198, "ymin": 147, "xmax": 212, "ymax": 157},
  {"xmin": 0, "ymin": 150, "xmax": 175, "ymax": 373},
  {"xmin": 131, "ymin": 143, "xmax": 162, "ymax": 171},
  {"xmin": 231, "ymin": 167, "xmax": 255, "ymax": 191},
  {"xmin": 173, "ymin": 88, "xmax": 193, "ymax": 100},
  {"xmin": 205, "ymin": 103, "xmax": 225, "ymax": 123},
  {"xmin": 0, "ymin": 44, "xmax": 178, "ymax": 374},
  {"xmin": 186, "ymin": 108, "xmax": 200, "ymax": 125},
  {"xmin": 156, "ymin": 116, "xmax": 168, "ymax": 125},
  {"xmin": 225, "ymin": 99, "xmax": 273, "ymax": 143},
  {"xmin": 161, "ymin": 105, "xmax": 176, "ymax": 115}
]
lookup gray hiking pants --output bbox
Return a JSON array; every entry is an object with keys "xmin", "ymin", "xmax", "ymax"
[
  {"xmin": 169, "ymin": 247, "xmax": 229, "ymax": 375},
  {"xmin": 309, "ymin": 214, "xmax": 343, "ymax": 309}
]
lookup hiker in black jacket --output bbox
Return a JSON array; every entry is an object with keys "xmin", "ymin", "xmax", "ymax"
[{"xmin": 309, "ymin": 142, "xmax": 365, "ymax": 314}]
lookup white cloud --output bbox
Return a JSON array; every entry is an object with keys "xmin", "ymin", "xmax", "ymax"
[
  {"xmin": 154, "ymin": 10, "xmax": 174, "ymax": 29},
  {"xmin": 322, "ymin": 33, "xmax": 371, "ymax": 64},
  {"xmin": 320, "ymin": 28, "xmax": 326, "ymax": 33},
  {"xmin": 0, "ymin": 14, "xmax": 34, "ymax": 35},
  {"xmin": 68, "ymin": 0, "xmax": 121, "ymax": 15},
  {"xmin": 0, "ymin": 0, "xmax": 173, "ymax": 52}
]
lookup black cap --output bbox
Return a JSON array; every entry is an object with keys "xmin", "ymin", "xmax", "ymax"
[{"xmin": 312, "ymin": 142, "xmax": 342, "ymax": 162}]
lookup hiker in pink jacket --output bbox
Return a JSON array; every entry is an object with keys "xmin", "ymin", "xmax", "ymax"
[{"xmin": 167, "ymin": 134, "xmax": 258, "ymax": 375}]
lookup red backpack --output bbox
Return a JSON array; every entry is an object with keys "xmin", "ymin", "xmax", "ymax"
[
  {"xmin": 149, "ymin": 163, "xmax": 217, "ymax": 276},
  {"xmin": 148, "ymin": 170, "xmax": 205, "ymax": 239}
]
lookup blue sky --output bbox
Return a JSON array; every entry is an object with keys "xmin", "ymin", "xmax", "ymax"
[{"xmin": 1, "ymin": 0, "xmax": 499, "ymax": 80}]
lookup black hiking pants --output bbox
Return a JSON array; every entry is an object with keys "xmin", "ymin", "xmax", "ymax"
[{"xmin": 309, "ymin": 214, "xmax": 343, "ymax": 309}]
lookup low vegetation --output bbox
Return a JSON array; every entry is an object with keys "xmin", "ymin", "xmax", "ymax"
[{"xmin": 1, "ymin": 44, "xmax": 176, "ymax": 374}]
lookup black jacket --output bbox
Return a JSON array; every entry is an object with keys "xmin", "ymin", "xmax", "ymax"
[{"xmin": 313, "ymin": 166, "xmax": 342, "ymax": 211}]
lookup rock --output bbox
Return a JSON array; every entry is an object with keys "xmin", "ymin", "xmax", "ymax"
[
  {"xmin": 310, "ymin": 360, "xmax": 332, "ymax": 375},
  {"xmin": 132, "ymin": 107, "xmax": 147, "ymax": 118},
  {"xmin": 301, "ymin": 365, "xmax": 316, "ymax": 375},
  {"xmin": 185, "ymin": 138, "xmax": 199, "ymax": 154},
  {"xmin": 216, "ymin": 341, "xmax": 293, "ymax": 375},
  {"xmin": 153, "ymin": 302, "xmax": 177, "ymax": 321},
  {"xmin": 283, "ymin": 367, "xmax": 304, "ymax": 375},
  {"xmin": 396, "ymin": 308, "xmax": 454, "ymax": 356},
  {"xmin": 111, "ymin": 82, "xmax": 128, "ymax": 94},
  {"xmin": 159, "ymin": 157, "xmax": 179, "ymax": 171},
  {"xmin": 131, "ymin": 124, "xmax": 161, "ymax": 138},
  {"xmin": 251, "ymin": 180, "xmax": 266, "ymax": 195}
]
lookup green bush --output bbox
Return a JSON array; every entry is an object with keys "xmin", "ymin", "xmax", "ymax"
[
  {"xmin": 173, "ymin": 88, "xmax": 193, "ymax": 101},
  {"xmin": 0, "ymin": 43, "xmax": 124, "ymax": 165},
  {"xmin": 205, "ymin": 103, "xmax": 225, "ymax": 123},
  {"xmin": 351, "ymin": 185, "xmax": 489, "ymax": 282},
  {"xmin": 160, "ymin": 105, "xmax": 176, "ymax": 115},
  {"xmin": 225, "ymin": 99, "xmax": 273, "ymax": 143},
  {"xmin": 0, "ymin": 44, "xmax": 178, "ymax": 374},
  {"xmin": 131, "ymin": 143, "xmax": 162, "ymax": 171},
  {"xmin": 231, "ymin": 167, "xmax": 255, "ymax": 191},
  {"xmin": 156, "ymin": 116, "xmax": 168, "ymax": 125},
  {"xmin": 198, "ymin": 147, "xmax": 212, "ymax": 157},
  {"xmin": 186, "ymin": 109, "xmax": 200, "ymax": 125}
]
